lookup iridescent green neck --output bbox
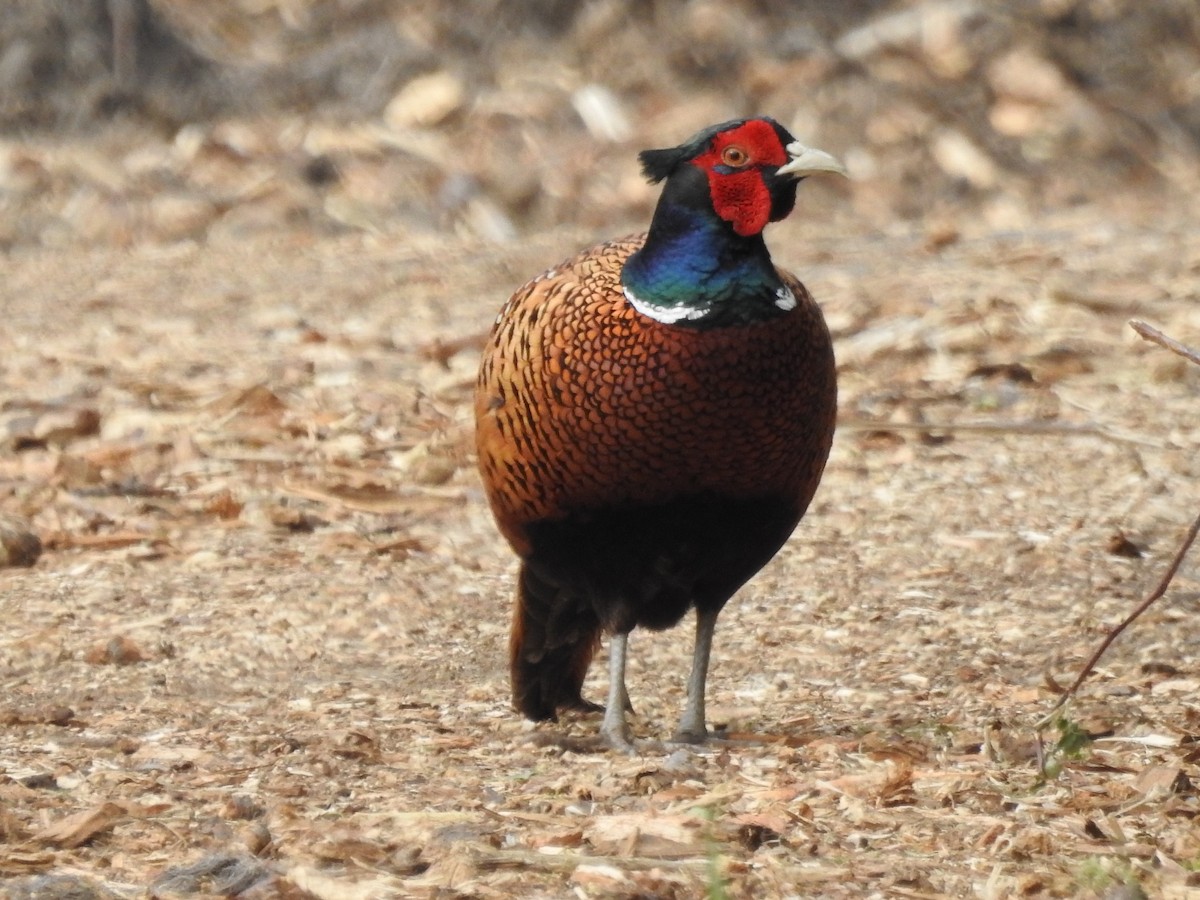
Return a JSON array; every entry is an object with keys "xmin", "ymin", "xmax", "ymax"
[{"xmin": 620, "ymin": 197, "xmax": 793, "ymax": 328}]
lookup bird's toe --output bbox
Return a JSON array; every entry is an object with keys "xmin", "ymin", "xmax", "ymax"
[
  {"xmin": 670, "ymin": 726, "xmax": 709, "ymax": 745},
  {"xmin": 605, "ymin": 736, "xmax": 638, "ymax": 755},
  {"xmin": 601, "ymin": 723, "xmax": 638, "ymax": 755}
]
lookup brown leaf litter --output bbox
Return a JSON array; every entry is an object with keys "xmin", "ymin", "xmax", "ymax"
[{"xmin": 2, "ymin": 2, "xmax": 1200, "ymax": 896}]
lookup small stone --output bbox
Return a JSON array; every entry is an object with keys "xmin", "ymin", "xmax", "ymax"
[
  {"xmin": 224, "ymin": 794, "xmax": 267, "ymax": 821},
  {"xmin": 0, "ymin": 516, "xmax": 41, "ymax": 567},
  {"xmin": 241, "ymin": 822, "xmax": 272, "ymax": 856},
  {"xmin": 384, "ymin": 71, "xmax": 465, "ymax": 129}
]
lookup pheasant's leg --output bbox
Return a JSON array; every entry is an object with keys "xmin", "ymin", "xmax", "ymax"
[
  {"xmin": 601, "ymin": 632, "xmax": 635, "ymax": 752},
  {"xmin": 673, "ymin": 608, "xmax": 719, "ymax": 743}
]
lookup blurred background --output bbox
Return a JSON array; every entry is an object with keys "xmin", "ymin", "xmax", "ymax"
[{"xmin": 1, "ymin": 0, "xmax": 1197, "ymax": 250}]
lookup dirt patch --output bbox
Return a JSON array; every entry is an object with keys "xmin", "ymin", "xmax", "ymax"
[{"xmin": 2, "ymin": 207, "xmax": 1198, "ymax": 896}]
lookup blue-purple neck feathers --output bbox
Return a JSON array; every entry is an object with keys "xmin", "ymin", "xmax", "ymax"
[{"xmin": 620, "ymin": 191, "xmax": 791, "ymax": 329}]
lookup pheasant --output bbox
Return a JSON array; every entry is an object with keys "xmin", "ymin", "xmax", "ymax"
[{"xmin": 475, "ymin": 117, "xmax": 844, "ymax": 750}]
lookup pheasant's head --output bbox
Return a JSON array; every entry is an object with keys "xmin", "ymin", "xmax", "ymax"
[
  {"xmin": 639, "ymin": 118, "xmax": 846, "ymax": 237},
  {"xmin": 622, "ymin": 118, "xmax": 846, "ymax": 326}
]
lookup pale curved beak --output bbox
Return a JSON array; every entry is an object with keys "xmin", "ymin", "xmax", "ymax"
[{"xmin": 777, "ymin": 142, "xmax": 848, "ymax": 179}]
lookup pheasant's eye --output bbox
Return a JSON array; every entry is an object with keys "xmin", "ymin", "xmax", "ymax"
[{"xmin": 721, "ymin": 146, "xmax": 749, "ymax": 167}]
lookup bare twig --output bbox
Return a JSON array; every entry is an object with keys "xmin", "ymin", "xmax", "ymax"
[
  {"xmin": 1130, "ymin": 319, "xmax": 1200, "ymax": 366},
  {"xmin": 838, "ymin": 418, "xmax": 1159, "ymax": 448},
  {"xmin": 1038, "ymin": 501, "xmax": 1200, "ymax": 730},
  {"xmin": 1038, "ymin": 320, "xmax": 1200, "ymax": 731},
  {"xmin": 473, "ymin": 847, "xmax": 710, "ymax": 874}
]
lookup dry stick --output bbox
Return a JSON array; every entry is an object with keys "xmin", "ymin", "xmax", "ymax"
[
  {"xmin": 838, "ymin": 418, "xmax": 1158, "ymax": 448},
  {"xmin": 1130, "ymin": 319, "xmax": 1200, "ymax": 365},
  {"xmin": 1037, "ymin": 319, "xmax": 1200, "ymax": 730},
  {"xmin": 1037, "ymin": 508, "xmax": 1200, "ymax": 729},
  {"xmin": 473, "ymin": 847, "xmax": 710, "ymax": 874}
]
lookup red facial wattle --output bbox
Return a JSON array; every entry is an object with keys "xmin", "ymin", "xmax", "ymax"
[
  {"xmin": 690, "ymin": 119, "xmax": 790, "ymax": 237},
  {"xmin": 704, "ymin": 170, "xmax": 772, "ymax": 236}
]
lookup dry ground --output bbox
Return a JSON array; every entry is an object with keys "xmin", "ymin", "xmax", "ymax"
[
  {"xmin": 2, "ymin": 192, "xmax": 1200, "ymax": 898},
  {"xmin": 4, "ymin": 3, "xmax": 1200, "ymax": 897}
]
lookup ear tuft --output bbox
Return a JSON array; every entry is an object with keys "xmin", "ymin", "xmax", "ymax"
[{"xmin": 638, "ymin": 147, "xmax": 681, "ymax": 184}]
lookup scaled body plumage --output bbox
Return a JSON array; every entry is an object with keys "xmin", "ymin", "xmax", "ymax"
[{"xmin": 475, "ymin": 118, "xmax": 844, "ymax": 749}]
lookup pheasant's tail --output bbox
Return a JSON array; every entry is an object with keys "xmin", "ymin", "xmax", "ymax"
[{"xmin": 510, "ymin": 563, "xmax": 602, "ymax": 721}]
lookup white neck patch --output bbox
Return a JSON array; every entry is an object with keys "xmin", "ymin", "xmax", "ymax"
[
  {"xmin": 775, "ymin": 286, "xmax": 796, "ymax": 311},
  {"xmin": 623, "ymin": 286, "xmax": 709, "ymax": 324}
]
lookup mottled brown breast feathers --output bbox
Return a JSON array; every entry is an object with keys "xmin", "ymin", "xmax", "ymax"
[{"xmin": 475, "ymin": 234, "xmax": 837, "ymax": 557}]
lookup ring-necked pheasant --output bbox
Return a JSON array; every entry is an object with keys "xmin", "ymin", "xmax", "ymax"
[{"xmin": 475, "ymin": 117, "xmax": 844, "ymax": 751}]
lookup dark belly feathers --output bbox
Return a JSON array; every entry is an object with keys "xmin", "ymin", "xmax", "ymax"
[{"xmin": 475, "ymin": 234, "xmax": 836, "ymax": 634}]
